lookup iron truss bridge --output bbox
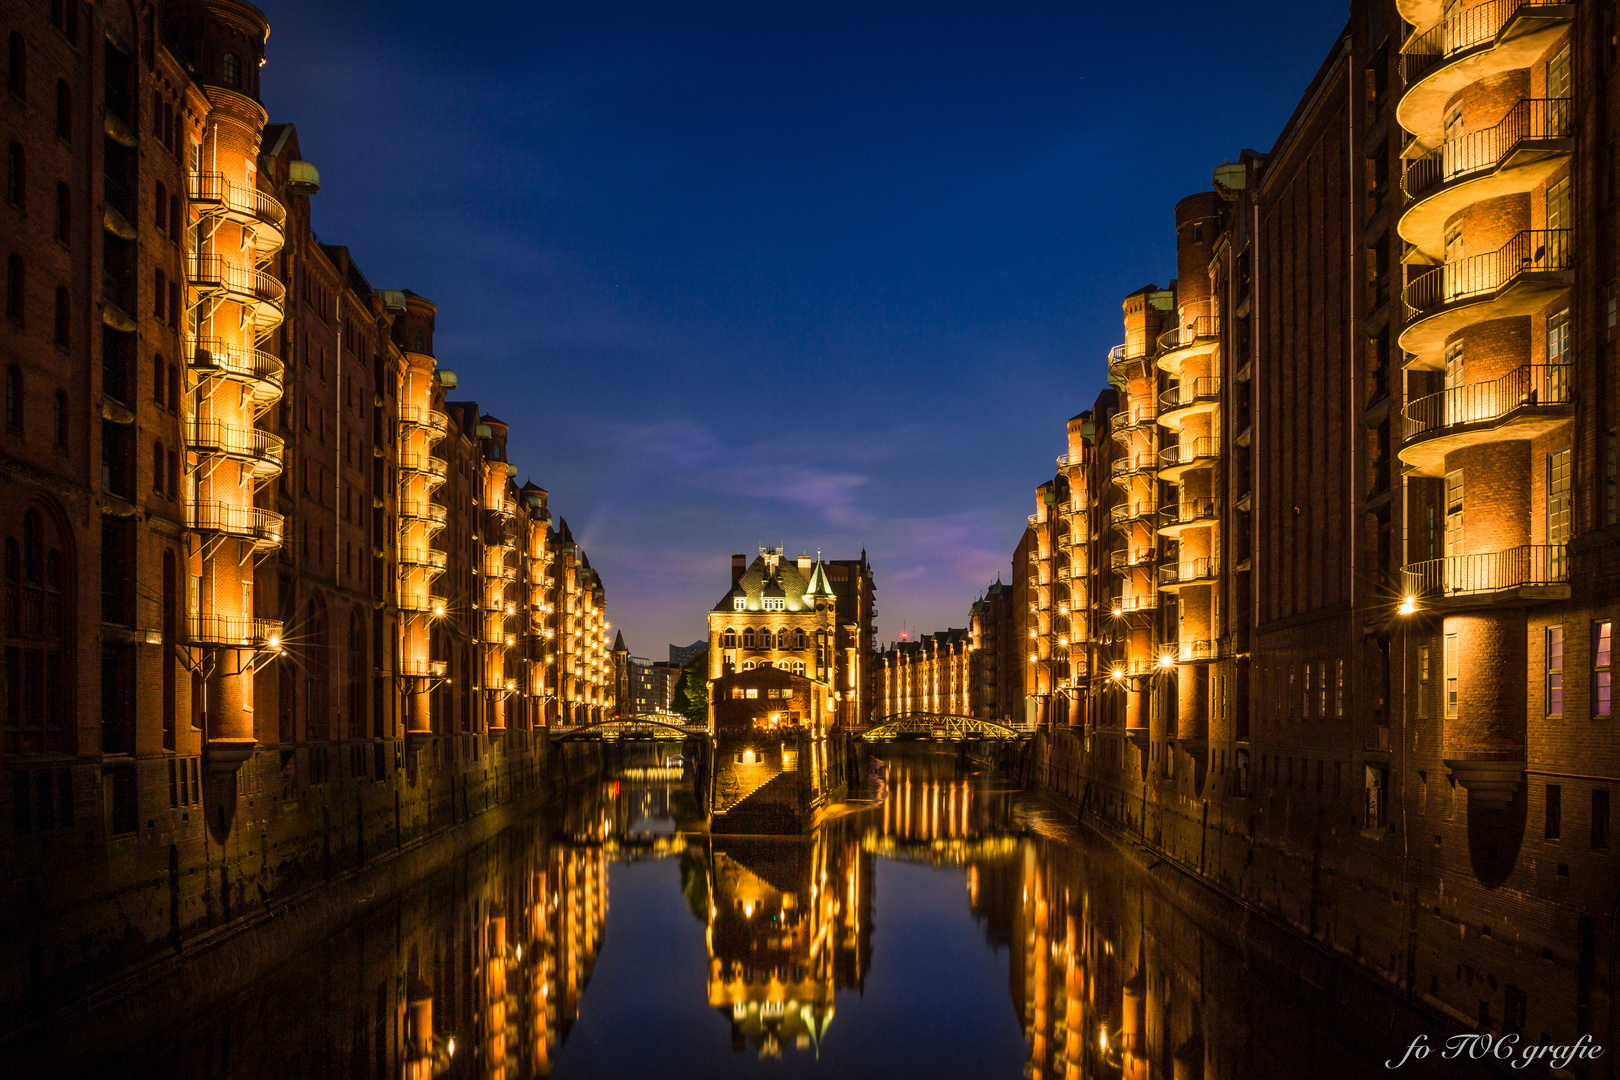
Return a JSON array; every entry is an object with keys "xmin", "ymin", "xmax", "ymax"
[
  {"xmin": 548, "ymin": 716, "xmax": 710, "ymax": 742},
  {"xmin": 851, "ymin": 713, "xmax": 1036, "ymax": 742}
]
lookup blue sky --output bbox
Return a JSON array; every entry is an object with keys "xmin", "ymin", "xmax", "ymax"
[{"xmin": 261, "ymin": 0, "xmax": 1350, "ymax": 656}]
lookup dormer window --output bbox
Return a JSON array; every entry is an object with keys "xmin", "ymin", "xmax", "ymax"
[
  {"xmin": 763, "ymin": 597, "xmax": 785, "ymax": 611},
  {"xmin": 734, "ymin": 597, "xmax": 745, "ymax": 611}
]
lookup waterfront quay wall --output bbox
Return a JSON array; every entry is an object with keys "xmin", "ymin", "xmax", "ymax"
[{"xmin": 0, "ymin": 734, "xmax": 603, "ymax": 1051}]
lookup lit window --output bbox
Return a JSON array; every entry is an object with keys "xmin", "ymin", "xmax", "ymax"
[
  {"xmin": 1417, "ymin": 646, "xmax": 1430, "ymax": 718},
  {"xmin": 734, "ymin": 597, "xmax": 744, "ymax": 611},
  {"xmin": 1445, "ymin": 633, "xmax": 1460, "ymax": 719},
  {"xmin": 1595, "ymin": 621, "xmax": 1613, "ymax": 719},
  {"xmin": 745, "ymin": 688, "xmax": 758, "ymax": 699},
  {"xmin": 1547, "ymin": 626, "xmax": 1564, "ymax": 717}
]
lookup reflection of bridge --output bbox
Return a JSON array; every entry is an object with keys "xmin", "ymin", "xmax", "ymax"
[
  {"xmin": 861, "ymin": 832, "xmax": 1023, "ymax": 866},
  {"xmin": 848, "ymin": 713, "xmax": 1036, "ymax": 742},
  {"xmin": 548, "ymin": 715, "xmax": 711, "ymax": 742}
]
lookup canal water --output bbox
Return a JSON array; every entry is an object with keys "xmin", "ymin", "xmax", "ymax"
[{"xmin": 89, "ymin": 749, "xmax": 1466, "ymax": 1079}]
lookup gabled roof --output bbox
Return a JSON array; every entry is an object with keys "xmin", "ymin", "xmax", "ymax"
[{"xmin": 713, "ymin": 550, "xmax": 823, "ymax": 612}]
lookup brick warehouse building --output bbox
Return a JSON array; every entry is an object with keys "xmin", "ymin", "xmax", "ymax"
[
  {"xmin": 0, "ymin": 0, "xmax": 612, "ymax": 1022},
  {"xmin": 888, "ymin": 0, "xmax": 1618, "ymax": 1051}
]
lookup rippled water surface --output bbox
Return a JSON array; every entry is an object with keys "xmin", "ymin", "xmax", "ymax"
[{"xmin": 92, "ymin": 749, "xmax": 1457, "ymax": 1079}]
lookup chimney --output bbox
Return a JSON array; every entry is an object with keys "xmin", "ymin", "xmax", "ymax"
[
  {"xmin": 731, "ymin": 554, "xmax": 746, "ymax": 584},
  {"xmin": 797, "ymin": 555, "xmax": 812, "ymax": 572}
]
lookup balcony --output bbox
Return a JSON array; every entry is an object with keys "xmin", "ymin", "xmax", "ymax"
[
  {"xmin": 398, "ymin": 592, "xmax": 443, "ymax": 615},
  {"xmin": 1401, "ymin": 543, "xmax": 1569, "ymax": 607},
  {"xmin": 1158, "ymin": 377, "xmax": 1222, "ymax": 430},
  {"xmin": 1398, "ymin": 1, "xmax": 1573, "ymax": 142},
  {"xmin": 398, "ymin": 405, "xmax": 450, "ymax": 438},
  {"xmin": 1109, "ymin": 546, "xmax": 1154, "ymax": 574},
  {"xmin": 400, "ymin": 546, "xmax": 448, "ymax": 575},
  {"xmin": 1400, "ymin": 230, "xmax": 1573, "ymax": 365},
  {"xmin": 187, "ymin": 254, "xmax": 286, "ymax": 331},
  {"xmin": 1399, "ymin": 364, "xmax": 1572, "ymax": 476},
  {"xmin": 1155, "ymin": 315, "xmax": 1221, "ymax": 373},
  {"xmin": 1055, "ymin": 452, "xmax": 1085, "ymax": 470},
  {"xmin": 189, "ymin": 172, "xmax": 286, "ymax": 257},
  {"xmin": 399, "ymin": 499, "xmax": 449, "ymax": 530},
  {"xmin": 1108, "ymin": 343, "xmax": 1151, "ymax": 380},
  {"xmin": 1058, "ymin": 496, "xmax": 1087, "ymax": 516},
  {"xmin": 1109, "ymin": 451, "xmax": 1157, "ymax": 488},
  {"xmin": 188, "ymin": 338, "xmax": 284, "ymax": 411},
  {"xmin": 186, "ymin": 418, "xmax": 284, "ymax": 480},
  {"xmin": 1170, "ymin": 638, "xmax": 1222, "ymax": 664},
  {"xmin": 1109, "ymin": 499, "xmax": 1157, "ymax": 529},
  {"xmin": 1157, "ymin": 437, "xmax": 1221, "ymax": 481},
  {"xmin": 1398, "ymin": 98, "xmax": 1572, "ymax": 260},
  {"xmin": 1109, "ymin": 407, "xmax": 1159, "ymax": 445},
  {"xmin": 188, "ymin": 613, "xmax": 283, "ymax": 649},
  {"xmin": 1159, "ymin": 558, "xmax": 1219, "ymax": 592},
  {"xmin": 1158, "ymin": 497, "xmax": 1220, "ymax": 537},
  {"xmin": 189, "ymin": 500, "xmax": 283, "ymax": 548},
  {"xmin": 1109, "ymin": 593, "xmax": 1159, "ymax": 617},
  {"xmin": 399, "ymin": 450, "xmax": 449, "ymax": 485}
]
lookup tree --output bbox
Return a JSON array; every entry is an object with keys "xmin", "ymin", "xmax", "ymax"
[{"xmin": 673, "ymin": 652, "xmax": 708, "ymax": 723}]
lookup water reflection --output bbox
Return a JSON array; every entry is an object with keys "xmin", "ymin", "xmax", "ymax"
[{"xmin": 96, "ymin": 751, "xmax": 1437, "ymax": 1079}]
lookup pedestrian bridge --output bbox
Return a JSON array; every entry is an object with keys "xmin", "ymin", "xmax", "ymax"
[
  {"xmin": 547, "ymin": 715, "xmax": 710, "ymax": 742},
  {"xmin": 850, "ymin": 713, "xmax": 1036, "ymax": 743}
]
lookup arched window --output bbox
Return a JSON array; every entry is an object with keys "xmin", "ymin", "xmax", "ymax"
[
  {"xmin": 792, "ymin": 661, "xmax": 805, "ymax": 676},
  {"xmin": 6, "ymin": 253, "xmax": 21, "ymax": 321},
  {"xmin": 742, "ymin": 628, "xmax": 756, "ymax": 649},
  {"xmin": 152, "ymin": 441, "xmax": 165, "ymax": 494},
  {"xmin": 22, "ymin": 509, "xmax": 40, "ymax": 583},
  {"xmin": 54, "ymin": 181, "xmax": 68, "ymax": 241},
  {"xmin": 222, "ymin": 52, "xmax": 241, "ymax": 88},
  {"xmin": 794, "ymin": 629, "xmax": 807, "ymax": 649},
  {"xmin": 45, "ymin": 547, "xmax": 58, "ymax": 589},
  {"xmin": 413, "ymin": 332, "xmax": 424, "ymax": 351},
  {"xmin": 722, "ymin": 628, "xmax": 736, "ymax": 648},
  {"xmin": 7, "ymin": 365, "xmax": 21, "ymax": 428},
  {"xmin": 742, "ymin": 660, "xmax": 756, "ymax": 671},
  {"xmin": 55, "ymin": 80, "xmax": 69, "ymax": 141},
  {"xmin": 53, "ymin": 285, "xmax": 67, "ymax": 345},
  {"xmin": 7, "ymin": 141, "xmax": 24, "ymax": 207},
  {"xmin": 8, "ymin": 32, "xmax": 25, "ymax": 100},
  {"xmin": 52, "ymin": 390, "xmax": 66, "ymax": 451}
]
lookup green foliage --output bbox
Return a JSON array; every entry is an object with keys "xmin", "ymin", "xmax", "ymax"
[{"xmin": 673, "ymin": 652, "xmax": 709, "ymax": 722}]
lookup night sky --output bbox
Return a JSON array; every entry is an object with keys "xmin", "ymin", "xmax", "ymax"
[{"xmin": 260, "ymin": 0, "xmax": 1349, "ymax": 659}]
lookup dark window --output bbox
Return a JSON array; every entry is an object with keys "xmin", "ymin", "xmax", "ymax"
[
  {"xmin": 7, "ymin": 141, "xmax": 24, "ymax": 207},
  {"xmin": 222, "ymin": 51, "xmax": 240, "ymax": 88},
  {"xmin": 1594, "ymin": 790, "xmax": 1611, "ymax": 849},
  {"xmin": 153, "ymin": 268, "xmax": 165, "ymax": 321},
  {"xmin": 5, "ymin": 253, "xmax": 21, "ymax": 321},
  {"xmin": 152, "ymin": 441, "xmax": 165, "ymax": 495},
  {"xmin": 52, "ymin": 390, "xmax": 66, "ymax": 451},
  {"xmin": 168, "ymin": 194, "xmax": 181, "ymax": 241},
  {"xmin": 54, "ymin": 181, "xmax": 68, "ymax": 242},
  {"xmin": 1546, "ymin": 784, "xmax": 1562, "ymax": 839},
  {"xmin": 153, "ymin": 355, "xmax": 165, "ymax": 403},
  {"xmin": 55, "ymin": 79, "xmax": 70, "ymax": 141},
  {"xmin": 6, "ymin": 365, "xmax": 21, "ymax": 428},
  {"xmin": 106, "ymin": 767, "xmax": 137, "ymax": 835},
  {"xmin": 8, "ymin": 32, "xmax": 25, "ymax": 100},
  {"xmin": 53, "ymin": 285, "xmax": 68, "ymax": 346},
  {"xmin": 154, "ymin": 181, "xmax": 166, "ymax": 230},
  {"xmin": 168, "ymin": 363, "xmax": 179, "ymax": 412}
]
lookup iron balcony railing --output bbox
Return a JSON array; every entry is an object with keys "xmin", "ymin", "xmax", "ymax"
[
  {"xmin": 1160, "ymin": 497, "xmax": 1219, "ymax": 527},
  {"xmin": 1403, "ymin": 98, "xmax": 1572, "ymax": 202},
  {"xmin": 1110, "ymin": 547, "xmax": 1154, "ymax": 572},
  {"xmin": 187, "ymin": 338, "xmax": 284, "ymax": 395},
  {"xmin": 399, "ymin": 547, "xmax": 448, "ymax": 572},
  {"xmin": 1400, "ymin": 0, "xmax": 1570, "ymax": 85},
  {"xmin": 189, "ymin": 500, "xmax": 283, "ymax": 543},
  {"xmin": 1158, "ymin": 437, "xmax": 1221, "ymax": 471},
  {"xmin": 399, "ymin": 499, "xmax": 449, "ymax": 526},
  {"xmin": 1109, "ymin": 593, "xmax": 1159, "ymax": 616},
  {"xmin": 186, "ymin": 254, "xmax": 286, "ymax": 308},
  {"xmin": 1159, "ymin": 376, "xmax": 1222, "ymax": 414},
  {"xmin": 187, "ymin": 613, "xmax": 283, "ymax": 648},
  {"xmin": 1402, "ymin": 364, "xmax": 1571, "ymax": 443},
  {"xmin": 190, "ymin": 172, "xmax": 287, "ymax": 230},
  {"xmin": 1401, "ymin": 543, "xmax": 1569, "ymax": 598},
  {"xmin": 1109, "ymin": 500, "xmax": 1157, "ymax": 527},
  {"xmin": 399, "ymin": 450, "xmax": 448, "ymax": 480},
  {"xmin": 398, "ymin": 405, "xmax": 450, "ymax": 436},
  {"xmin": 1160, "ymin": 558, "xmax": 1219, "ymax": 587},
  {"xmin": 1108, "ymin": 343, "xmax": 1150, "ymax": 372},
  {"xmin": 1156, "ymin": 315, "xmax": 1220, "ymax": 353},
  {"xmin": 1110, "ymin": 452, "xmax": 1157, "ymax": 479},
  {"xmin": 1173, "ymin": 638, "xmax": 1221, "ymax": 663},
  {"xmin": 1404, "ymin": 229, "xmax": 1571, "ymax": 318},
  {"xmin": 185, "ymin": 418, "xmax": 284, "ymax": 464}
]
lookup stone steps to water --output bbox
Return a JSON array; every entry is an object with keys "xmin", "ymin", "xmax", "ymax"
[{"xmin": 712, "ymin": 772, "xmax": 803, "ymax": 835}]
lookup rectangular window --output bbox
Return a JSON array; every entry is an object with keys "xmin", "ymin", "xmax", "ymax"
[
  {"xmin": 1548, "ymin": 448, "xmax": 1572, "ymax": 545},
  {"xmin": 1545, "ymin": 784, "xmax": 1562, "ymax": 839},
  {"xmin": 1445, "ymin": 470, "xmax": 1464, "ymax": 559},
  {"xmin": 744, "ymin": 688, "xmax": 758, "ymax": 699},
  {"xmin": 1444, "ymin": 634, "xmax": 1459, "ymax": 718},
  {"xmin": 1418, "ymin": 645, "xmax": 1431, "ymax": 718},
  {"xmin": 1303, "ymin": 664, "xmax": 1313, "ymax": 719},
  {"xmin": 1548, "ymin": 626, "xmax": 1564, "ymax": 718},
  {"xmin": 1607, "ymin": 431, "xmax": 1619, "ymax": 527},
  {"xmin": 1597, "ymin": 622, "xmax": 1613, "ymax": 719},
  {"xmin": 1335, "ymin": 659, "xmax": 1344, "ymax": 717},
  {"xmin": 1593, "ymin": 789, "xmax": 1611, "ymax": 849},
  {"xmin": 1548, "ymin": 307, "xmax": 1571, "ymax": 366}
]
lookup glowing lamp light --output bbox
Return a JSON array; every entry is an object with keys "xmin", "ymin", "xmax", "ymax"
[
  {"xmin": 447, "ymin": 1038, "xmax": 456, "ymax": 1058},
  {"xmin": 1099, "ymin": 1028, "xmax": 1109, "ymax": 1053},
  {"xmin": 1111, "ymin": 667, "xmax": 1125, "ymax": 682},
  {"xmin": 1156, "ymin": 653, "xmax": 1174, "ymax": 669},
  {"xmin": 1399, "ymin": 596, "xmax": 1417, "ymax": 615},
  {"xmin": 267, "ymin": 633, "xmax": 281, "ymax": 650},
  {"xmin": 432, "ymin": 600, "xmax": 446, "ymax": 618}
]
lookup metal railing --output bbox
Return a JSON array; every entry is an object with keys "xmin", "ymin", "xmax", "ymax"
[
  {"xmin": 1160, "ymin": 558, "xmax": 1219, "ymax": 587},
  {"xmin": 1403, "ymin": 98, "xmax": 1572, "ymax": 201},
  {"xmin": 1160, "ymin": 497, "xmax": 1219, "ymax": 526},
  {"xmin": 1402, "ymin": 364, "xmax": 1570, "ymax": 443},
  {"xmin": 1158, "ymin": 437, "xmax": 1221, "ymax": 470},
  {"xmin": 1404, "ymin": 229, "xmax": 1571, "ymax": 317},
  {"xmin": 1401, "ymin": 543, "xmax": 1569, "ymax": 598},
  {"xmin": 187, "ymin": 613, "xmax": 283, "ymax": 647},
  {"xmin": 399, "ymin": 499, "xmax": 449, "ymax": 526},
  {"xmin": 190, "ymin": 172, "xmax": 286, "ymax": 229},
  {"xmin": 1173, "ymin": 638, "xmax": 1221, "ymax": 662},
  {"xmin": 1108, "ymin": 343, "xmax": 1150, "ymax": 371},
  {"xmin": 398, "ymin": 405, "xmax": 449, "ymax": 435},
  {"xmin": 399, "ymin": 450, "xmax": 448, "ymax": 479},
  {"xmin": 185, "ymin": 418, "xmax": 284, "ymax": 463},
  {"xmin": 189, "ymin": 500, "xmax": 283, "ymax": 542},
  {"xmin": 1110, "ymin": 452, "xmax": 1157, "ymax": 478},
  {"xmin": 1109, "ymin": 500, "xmax": 1157, "ymax": 527},
  {"xmin": 399, "ymin": 547, "xmax": 448, "ymax": 571},
  {"xmin": 187, "ymin": 254, "xmax": 286, "ymax": 308},
  {"xmin": 1110, "ymin": 593, "xmax": 1159, "ymax": 615},
  {"xmin": 1157, "ymin": 315, "xmax": 1221, "ymax": 353},
  {"xmin": 1160, "ymin": 376, "xmax": 1222, "ymax": 413},
  {"xmin": 187, "ymin": 338, "xmax": 284, "ymax": 391},
  {"xmin": 1401, "ymin": 0, "xmax": 1570, "ymax": 85}
]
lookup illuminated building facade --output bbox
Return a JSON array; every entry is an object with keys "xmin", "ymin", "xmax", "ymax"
[
  {"xmin": 0, "ymin": 0, "xmax": 612, "ymax": 1023},
  {"xmin": 874, "ymin": 627, "xmax": 970, "ymax": 718}
]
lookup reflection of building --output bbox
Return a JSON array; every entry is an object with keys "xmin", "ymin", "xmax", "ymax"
[{"xmin": 702, "ymin": 826, "xmax": 871, "ymax": 1058}]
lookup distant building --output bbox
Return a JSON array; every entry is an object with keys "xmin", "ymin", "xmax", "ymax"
[{"xmin": 669, "ymin": 639, "xmax": 708, "ymax": 669}]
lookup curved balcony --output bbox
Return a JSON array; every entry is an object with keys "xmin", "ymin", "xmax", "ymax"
[
  {"xmin": 189, "ymin": 172, "xmax": 286, "ymax": 257},
  {"xmin": 1109, "ymin": 499, "xmax": 1157, "ymax": 529},
  {"xmin": 398, "ymin": 657, "xmax": 449, "ymax": 679},
  {"xmin": 1398, "ymin": 1, "xmax": 1573, "ymax": 141},
  {"xmin": 399, "ymin": 450, "xmax": 449, "ymax": 486},
  {"xmin": 1155, "ymin": 315, "xmax": 1221, "ymax": 373},
  {"xmin": 1170, "ymin": 638, "xmax": 1222, "ymax": 664},
  {"xmin": 186, "ymin": 418, "xmax": 284, "ymax": 480},
  {"xmin": 397, "ymin": 592, "xmax": 443, "ymax": 616},
  {"xmin": 1109, "ymin": 593, "xmax": 1159, "ymax": 617},
  {"xmin": 1401, "ymin": 544, "xmax": 1569, "ymax": 607},
  {"xmin": 1159, "ymin": 558, "xmax": 1219, "ymax": 592},
  {"xmin": 398, "ymin": 405, "xmax": 450, "ymax": 438},
  {"xmin": 188, "ymin": 613, "xmax": 283, "ymax": 649},
  {"xmin": 1157, "ymin": 437, "xmax": 1221, "ymax": 482},
  {"xmin": 1109, "ymin": 407, "xmax": 1160, "ymax": 446},
  {"xmin": 1058, "ymin": 496, "xmax": 1087, "ymax": 516},
  {"xmin": 1398, "ymin": 98, "xmax": 1572, "ymax": 260},
  {"xmin": 188, "ymin": 338, "xmax": 284, "ymax": 411},
  {"xmin": 1108, "ymin": 343, "xmax": 1152, "ymax": 381},
  {"xmin": 1109, "ymin": 451, "xmax": 1157, "ymax": 489},
  {"xmin": 189, "ymin": 500, "xmax": 283, "ymax": 548},
  {"xmin": 399, "ymin": 498, "xmax": 448, "ymax": 530},
  {"xmin": 1400, "ymin": 230, "xmax": 1572, "ymax": 366},
  {"xmin": 400, "ymin": 546, "xmax": 448, "ymax": 575},
  {"xmin": 1158, "ymin": 377, "xmax": 1222, "ymax": 430},
  {"xmin": 1109, "ymin": 546, "xmax": 1155, "ymax": 574},
  {"xmin": 1398, "ymin": 364, "xmax": 1571, "ymax": 476},
  {"xmin": 187, "ymin": 254, "xmax": 286, "ymax": 332},
  {"xmin": 1158, "ymin": 497, "xmax": 1220, "ymax": 537},
  {"xmin": 1056, "ymin": 452, "xmax": 1085, "ymax": 470}
]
